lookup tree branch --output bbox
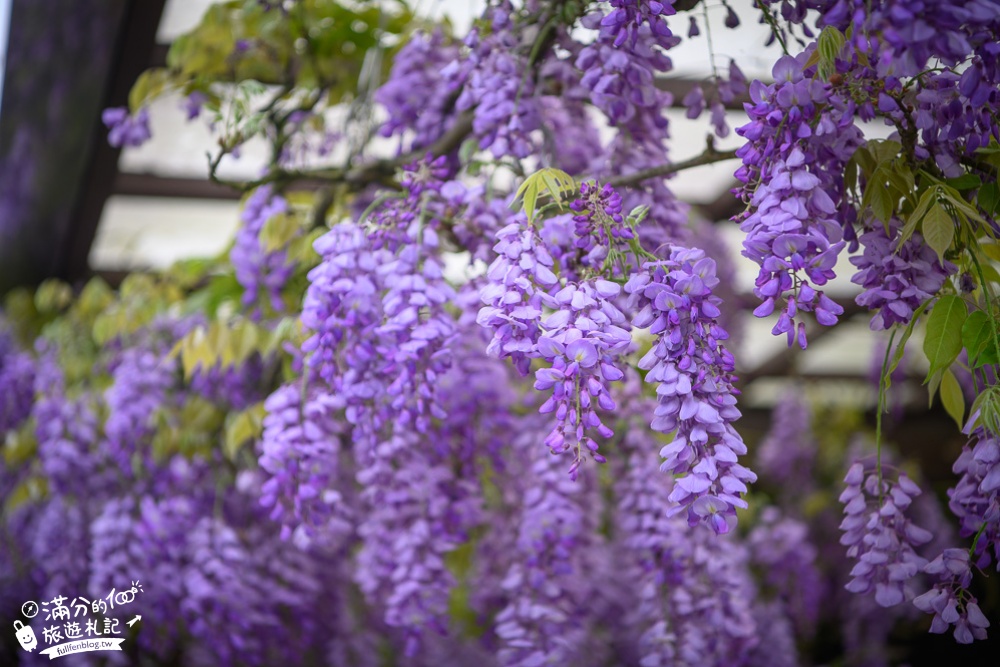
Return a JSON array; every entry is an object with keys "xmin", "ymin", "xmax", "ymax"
[
  {"xmin": 607, "ymin": 139, "xmax": 739, "ymax": 189},
  {"xmin": 210, "ymin": 111, "xmax": 476, "ymax": 193}
]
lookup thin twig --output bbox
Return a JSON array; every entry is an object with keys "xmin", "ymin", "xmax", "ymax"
[
  {"xmin": 210, "ymin": 111, "xmax": 476, "ymax": 193},
  {"xmin": 607, "ymin": 139, "xmax": 739, "ymax": 188}
]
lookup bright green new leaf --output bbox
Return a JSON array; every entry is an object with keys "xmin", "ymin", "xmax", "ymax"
[
  {"xmin": 972, "ymin": 385, "xmax": 1000, "ymax": 436},
  {"xmin": 129, "ymin": 68, "xmax": 174, "ymax": 113},
  {"xmin": 923, "ymin": 295, "xmax": 967, "ymax": 381},
  {"xmin": 224, "ymin": 402, "xmax": 266, "ymax": 461},
  {"xmin": 513, "ymin": 168, "xmax": 576, "ymax": 224},
  {"xmin": 816, "ymin": 26, "xmax": 845, "ymax": 78},
  {"xmin": 34, "ymin": 280, "xmax": 72, "ymax": 314},
  {"xmin": 260, "ymin": 212, "xmax": 302, "ymax": 253},
  {"xmin": 921, "ymin": 203, "xmax": 954, "ymax": 264},
  {"xmin": 939, "ymin": 368, "xmax": 965, "ymax": 429},
  {"xmin": 980, "ymin": 242, "xmax": 1000, "ymax": 262}
]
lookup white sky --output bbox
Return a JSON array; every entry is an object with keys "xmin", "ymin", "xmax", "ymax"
[{"xmin": 0, "ymin": 0, "xmax": 13, "ymax": 114}]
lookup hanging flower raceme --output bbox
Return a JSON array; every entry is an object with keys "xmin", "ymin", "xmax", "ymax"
[
  {"xmin": 915, "ymin": 548, "xmax": 991, "ymax": 644},
  {"xmin": 850, "ymin": 220, "xmax": 955, "ymax": 330},
  {"xmin": 495, "ymin": 426, "xmax": 607, "ymax": 667},
  {"xmin": 534, "ymin": 280, "xmax": 630, "ymax": 476},
  {"xmin": 625, "ymin": 248, "xmax": 755, "ymax": 533},
  {"xmin": 231, "ymin": 186, "xmax": 297, "ymax": 314},
  {"xmin": 839, "ymin": 462, "xmax": 934, "ymax": 607},
  {"xmin": 0, "ymin": 326, "xmax": 34, "ymax": 433},
  {"xmin": 736, "ymin": 53, "xmax": 863, "ymax": 348},
  {"xmin": 455, "ymin": 2, "xmax": 541, "ymax": 160},
  {"xmin": 376, "ymin": 30, "xmax": 463, "ymax": 153},
  {"xmin": 948, "ymin": 427, "xmax": 1000, "ymax": 571},
  {"xmin": 477, "ymin": 218, "xmax": 560, "ymax": 376}
]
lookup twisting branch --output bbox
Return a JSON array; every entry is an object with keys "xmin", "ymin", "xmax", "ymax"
[
  {"xmin": 209, "ymin": 111, "xmax": 476, "ymax": 193},
  {"xmin": 607, "ymin": 137, "xmax": 739, "ymax": 188}
]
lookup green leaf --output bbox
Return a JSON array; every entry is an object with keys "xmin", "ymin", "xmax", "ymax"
[
  {"xmin": 898, "ymin": 186, "xmax": 937, "ymax": 250},
  {"xmin": 260, "ymin": 212, "xmax": 302, "ymax": 253},
  {"xmin": 962, "ymin": 309, "xmax": 1000, "ymax": 367},
  {"xmin": 923, "ymin": 295, "xmax": 967, "ymax": 380},
  {"xmin": 862, "ymin": 166, "xmax": 894, "ymax": 226},
  {"xmin": 980, "ymin": 242, "xmax": 1000, "ymax": 262},
  {"xmin": 868, "ymin": 139, "xmax": 903, "ymax": 165},
  {"xmin": 963, "ymin": 310, "xmax": 991, "ymax": 359},
  {"xmin": 927, "ymin": 368, "xmax": 943, "ymax": 406},
  {"xmin": 512, "ymin": 168, "xmax": 576, "ymax": 224},
  {"xmin": 921, "ymin": 203, "xmax": 955, "ymax": 263},
  {"xmin": 980, "ymin": 182, "xmax": 1000, "ymax": 216},
  {"xmin": 971, "ymin": 385, "xmax": 1000, "ymax": 436},
  {"xmin": 129, "ymin": 68, "xmax": 173, "ymax": 112},
  {"xmin": 945, "ymin": 173, "xmax": 982, "ymax": 192},
  {"xmin": 816, "ymin": 26, "xmax": 845, "ymax": 78},
  {"xmin": 224, "ymin": 402, "xmax": 266, "ymax": 461},
  {"xmin": 34, "ymin": 280, "xmax": 72, "ymax": 314},
  {"xmin": 939, "ymin": 368, "xmax": 965, "ymax": 429}
]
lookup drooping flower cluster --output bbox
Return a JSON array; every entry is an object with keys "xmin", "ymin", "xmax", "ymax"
[
  {"xmin": 377, "ymin": 30, "xmax": 463, "ymax": 153},
  {"xmin": 948, "ymin": 427, "xmax": 1000, "ymax": 570},
  {"xmin": 101, "ymin": 106, "xmax": 151, "ymax": 148},
  {"xmin": 915, "ymin": 548, "xmax": 991, "ymax": 643},
  {"xmin": 269, "ymin": 160, "xmax": 479, "ymax": 656},
  {"xmin": 736, "ymin": 53, "xmax": 863, "ymax": 347},
  {"xmin": 615, "ymin": 421, "xmax": 760, "ymax": 667},
  {"xmin": 625, "ymin": 249, "xmax": 755, "ymax": 533},
  {"xmin": 495, "ymin": 425, "xmax": 608, "ymax": 667},
  {"xmin": 0, "ymin": 327, "xmax": 34, "ymax": 432},
  {"xmin": 477, "ymin": 219, "xmax": 559, "ymax": 375},
  {"xmin": 839, "ymin": 462, "xmax": 933, "ymax": 607},
  {"xmin": 850, "ymin": 220, "xmax": 954, "ymax": 330},
  {"xmin": 103, "ymin": 344, "xmax": 177, "ymax": 475},
  {"xmin": 258, "ymin": 383, "xmax": 349, "ymax": 544},
  {"xmin": 534, "ymin": 280, "xmax": 630, "ymax": 474},
  {"xmin": 455, "ymin": 3, "xmax": 541, "ymax": 160},
  {"xmin": 577, "ymin": 2, "xmax": 675, "ymax": 132},
  {"xmin": 231, "ymin": 186, "xmax": 296, "ymax": 313},
  {"xmin": 746, "ymin": 507, "xmax": 824, "ymax": 636}
]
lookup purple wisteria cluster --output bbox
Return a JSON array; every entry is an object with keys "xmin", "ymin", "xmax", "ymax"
[
  {"xmin": 915, "ymin": 548, "xmax": 991, "ymax": 644},
  {"xmin": 101, "ymin": 106, "xmax": 152, "ymax": 148},
  {"xmin": 626, "ymin": 249, "xmax": 754, "ymax": 534},
  {"xmin": 579, "ymin": 0, "xmax": 690, "ymax": 245},
  {"xmin": 0, "ymin": 327, "xmax": 34, "ymax": 432},
  {"xmin": 615, "ymin": 425, "xmax": 761, "ymax": 667},
  {"xmin": 839, "ymin": 462, "xmax": 933, "ymax": 607},
  {"xmin": 850, "ymin": 220, "xmax": 955, "ymax": 330},
  {"xmin": 477, "ymin": 178, "xmax": 755, "ymax": 528},
  {"xmin": 495, "ymin": 431, "xmax": 606, "ymax": 666},
  {"xmin": 455, "ymin": 2, "xmax": 541, "ymax": 159},
  {"xmin": 948, "ymin": 427, "xmax": 1000, "ymax": 571},
  {"xmin": 736, "ymin": 53, "xmax": 861, "ymax": 348},
  {"xmin": 231, "ymin": 186, "xmax": 297, "ymax": 313},
  {"xmin": 377, "ymin": 30, "xmax": 463, "ymax": 153}
]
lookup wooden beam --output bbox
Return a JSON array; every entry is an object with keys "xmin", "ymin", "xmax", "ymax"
[
  {"xmin": 56, "ymin": 0, "xmax": 169, "ymax": 283},
  {"xmin": 114, "ymin": 173, "xmax": 244, "ymax": 200}
]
